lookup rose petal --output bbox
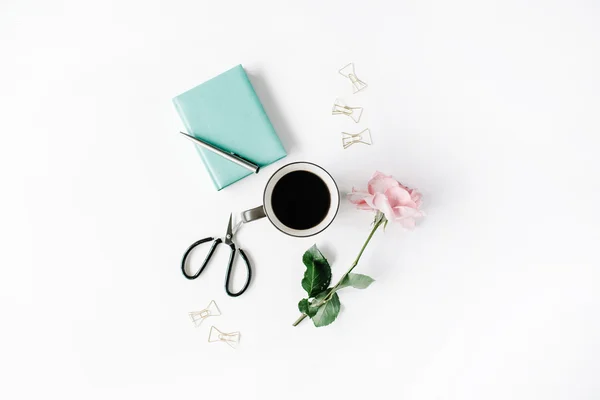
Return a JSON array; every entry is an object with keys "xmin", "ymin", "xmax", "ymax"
[
  {"xmin": 372, "ymin": 193, "xmax": 395, "ymax": 221},
  {"xmin": 357, "ymin": 203, "xmax": 373, "ymax": 210},
  {"xmin": 347, "ymin": 189, "xmax": 375, "ymax": 211},
  {"xmin": 398, "ymin": 217, "xmax": 416, "ymax": 229},
  {"xmin": 363, "ymin": 194, "xmax": 376, "ymax": 209},
  {"xmin": 368, "ymin": 172, "xmax": 401, "ymax": 195},
  {"xmin": 371, "ymin": 171, "xmax": 391, "ymax": 180},
  {"xmin": 347, "ymin": 190, "xmax": 368, "ymax": 204},
  {"xmin": 348, "ymin": 173, "xmax": 425, "ymax": 224},
  {"xmin": 384, "ymin": 185, "xmax": 415, "ymax": 208},
  {"xmin": 394, "ymin": 206, "xmax": 425, "ymax": 219},
  {"xmin": 408, "ymin": 189, "xmax": 423, "ymax": 208},
  {"xmin": 392, "ymin": 206, "xmax": 424, "ymax": 229}
]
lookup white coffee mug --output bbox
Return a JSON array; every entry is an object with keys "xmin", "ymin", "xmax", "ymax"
[{"xmin": 242, "ymin": 162, "xmax": 340, "ymax": 237}]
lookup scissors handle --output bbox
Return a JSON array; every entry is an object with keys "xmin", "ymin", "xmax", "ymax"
[
  {"xmin": 224, "ymin": 242, "xmax": 252, "ymax": 297},
  {"xmin": 181, "ymin": 237, "xmax": 222, "ymax": 280}
]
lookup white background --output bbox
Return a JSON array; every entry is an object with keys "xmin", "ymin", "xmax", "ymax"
[{"xmin": 2, "ymin": 1, "xmax": 600, "ymax": 399}]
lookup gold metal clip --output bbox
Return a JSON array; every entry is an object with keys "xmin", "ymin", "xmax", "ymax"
[
  {"xmin": 208, "ymin": 326, "xmax": 240, "ymax": 349},
  {"xmin": 332, "ymin": 99, "xmax": 363, "ymax": 123},
  {"xmin": 342, "ymin": 128, "xmax": 373, "ymax": 149},
  {"xmin": 189, "ymin": 300, "xmax": 221, "ymax": 328},
  {"xmin": 339, "ymin": 63, "xmax": 368, "ymax": 94}
]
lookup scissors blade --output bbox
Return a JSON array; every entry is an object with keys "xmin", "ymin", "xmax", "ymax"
[{"xmin": 225, "ymin": 213, "xmax": 234, "ymax": 244}]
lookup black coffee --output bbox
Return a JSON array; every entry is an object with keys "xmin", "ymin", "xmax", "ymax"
[{"xmin": 271, "ymin": 170, "xmax": 331, "ymax": 230}]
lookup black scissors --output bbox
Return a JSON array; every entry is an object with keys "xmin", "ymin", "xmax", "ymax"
[{"xmin": 181, "ymin": 214, "xmax": 252, "ymax": 297}]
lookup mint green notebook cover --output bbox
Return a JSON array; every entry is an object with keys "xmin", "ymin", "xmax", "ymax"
[{"xmin": 173, "ymin": 65, "xmax": 287, "ymax": 190}]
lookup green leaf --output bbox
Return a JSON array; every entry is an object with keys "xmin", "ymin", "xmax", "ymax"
[
  {"xmin": 313, "ymin": 289, "xmax": 330, "ymax": 302},
  {"xmin": 298, "ymin": 298, "xmax": 318, "ymax": 318},
  {"xmin": 307, "ymin": 289, "xmax": 331, "ymax": 316},
  {"xmin": 312, "ymin": 292, "xmax": 341, "ymax": 327},
  {"xmin": 338, "ymin": 273, "xmax": 375, "ymax": 290},
  {"xmin": 301, "ymin": 244, "xmax": 332, "ymax": 297},
  {"xmin": 298, "ymin": 298, "xmax": 309, "ymax": 314}
]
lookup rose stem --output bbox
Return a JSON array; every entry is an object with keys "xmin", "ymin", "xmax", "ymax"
[{"xmin": 292, "ymin": 214, "xmax": 385, "ymax": 327}]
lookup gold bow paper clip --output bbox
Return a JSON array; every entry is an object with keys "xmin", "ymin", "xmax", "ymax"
[
  {"xmin": 332, "ymin": 99, "xmax": 363, "ymax": 123},
  {"xmin": 189, "ymin": 300, "xmax": 221, "ymax": 328},
  {"xmin": 208, "ymin": 326, "xmax": 240, "ymax": 349},
  {"xmin": 339, "ymin": 63, "xmax": 367, "ymax": 93},
  {"xmin": 342, "ymin": 128, "xmax": 372, "ymax": 149}
]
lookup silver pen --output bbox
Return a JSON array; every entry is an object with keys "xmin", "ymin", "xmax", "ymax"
[{"xmin": 179, "ymin": 131, "xmax": 260, "ymax": 174}]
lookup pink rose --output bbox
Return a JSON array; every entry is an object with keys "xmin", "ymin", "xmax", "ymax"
[{"xmin": 348, "ymin": 171, "xmax": 424, "ymax": 229}]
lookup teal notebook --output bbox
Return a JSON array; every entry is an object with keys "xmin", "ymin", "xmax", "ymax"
[{"xmin": 173, "ymin": 65, "xmax": 287, "ymax": 190}]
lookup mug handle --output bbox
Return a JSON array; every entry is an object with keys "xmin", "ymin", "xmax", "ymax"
[{"xmin": 242, "ymin": 206, "xmax": 266, "ymax": 223}]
